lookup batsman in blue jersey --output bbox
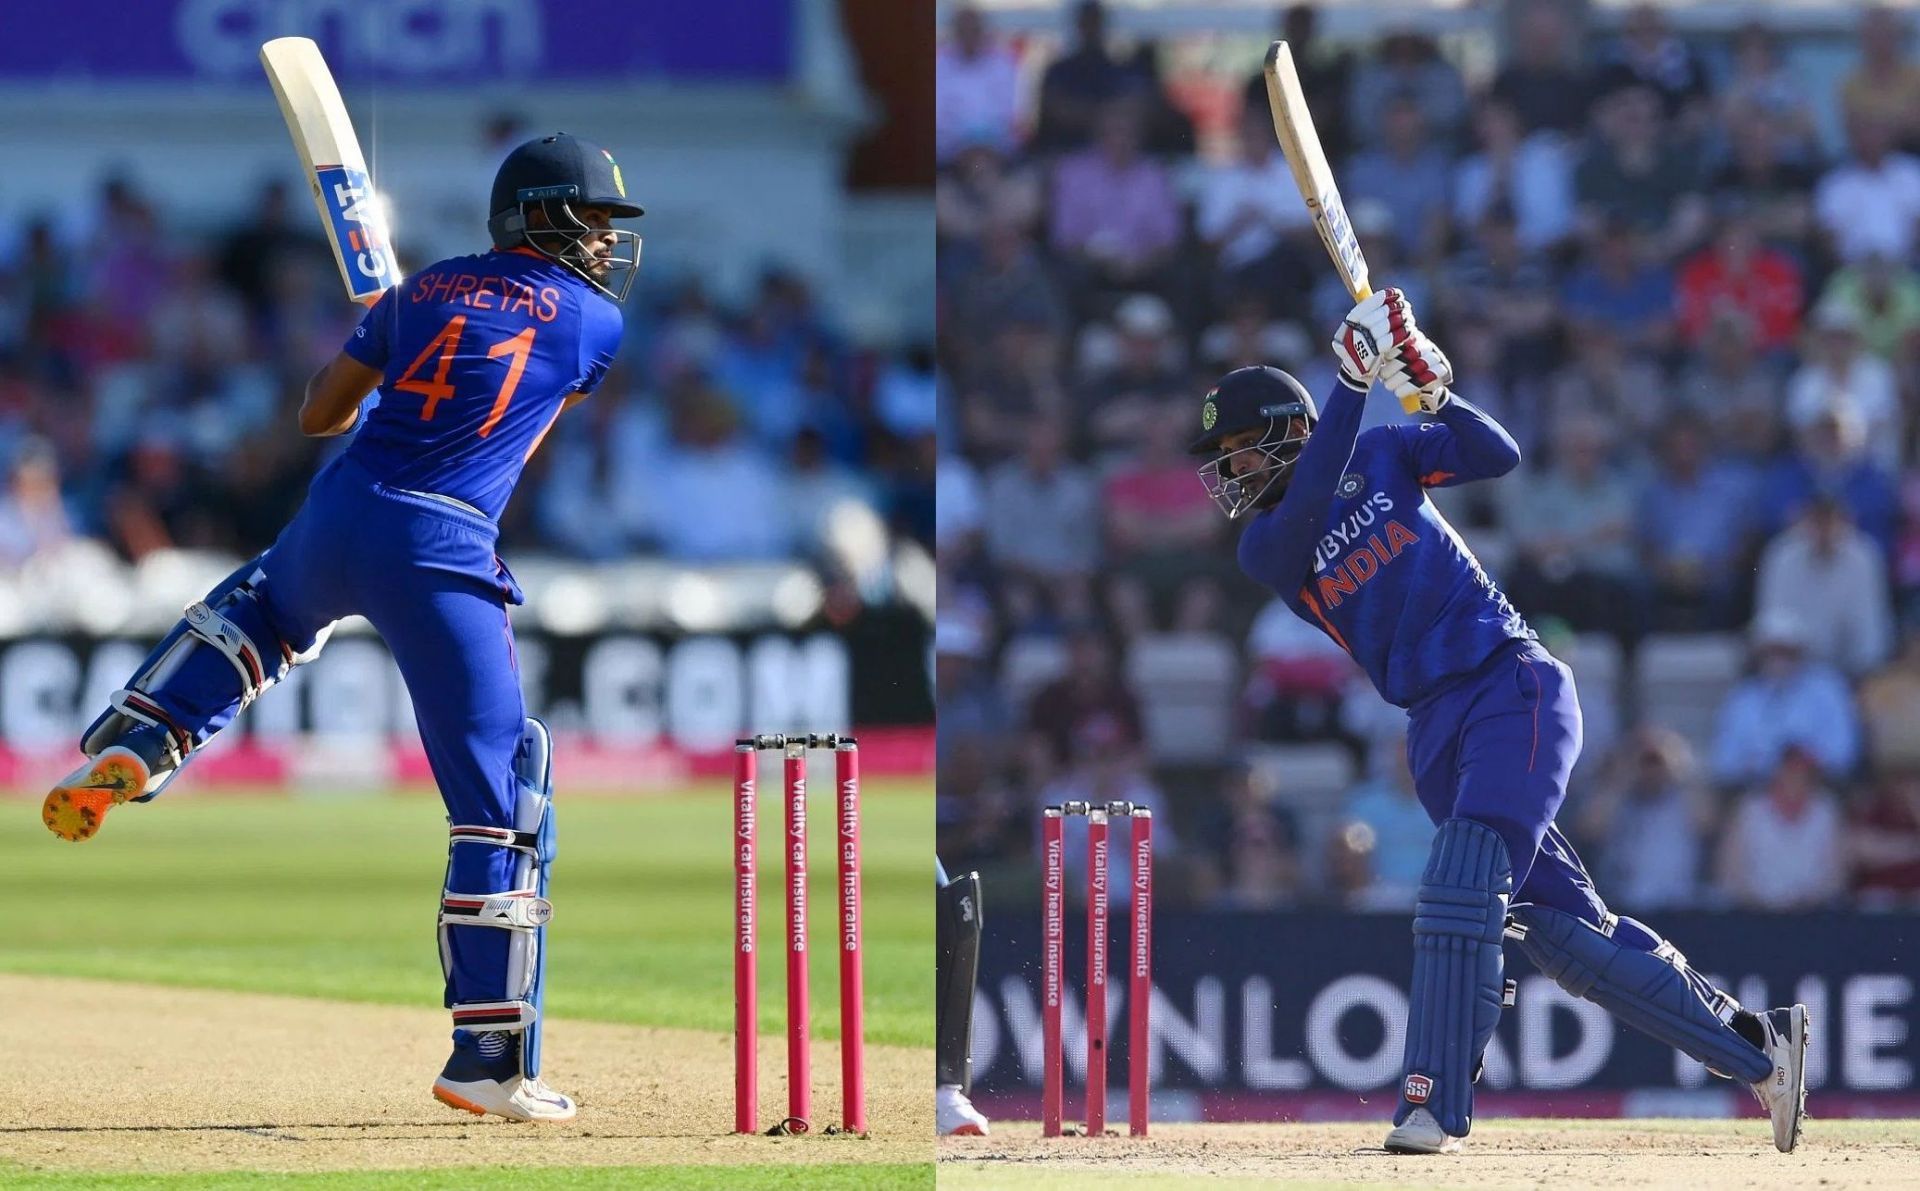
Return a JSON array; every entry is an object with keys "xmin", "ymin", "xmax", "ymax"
[
  {"xmin": 1191, "ymin": 289, "xmax": 1809, "ymax": 1155},
  {"xmin": 41, "ymin": 134, "xmax": 642, "ymax": 1123}
]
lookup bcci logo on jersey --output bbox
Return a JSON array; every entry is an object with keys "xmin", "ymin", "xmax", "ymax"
[
  {"xmin": 1338, "ymin": 473, "xmax": 1365, "ymax": 498},
  {"xmin": 315, "ymin": 164, "xmax": 395, "ymax": 302}
]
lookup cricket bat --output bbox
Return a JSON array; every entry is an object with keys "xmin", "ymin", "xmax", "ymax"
[
  {"xmin": 1264, "ymin": 41, "xmax": 1418, "ymax": 413},
  {"xmin": 260, "ymin": 36, "xmax": 399, "ymax": 305}
]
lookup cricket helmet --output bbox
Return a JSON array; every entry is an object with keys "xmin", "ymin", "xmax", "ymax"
[
  {"xmin": 488, "ymin": 133, "xmax": 644, "ymax": 301},
  {"xmin": 1190, "ymin": 365, "xmax": 1318, "ymax": 519}
]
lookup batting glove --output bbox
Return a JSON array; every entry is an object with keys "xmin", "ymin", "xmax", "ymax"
[
  {"xmin": 1392, "ymin": 327, "xmax": 1454, "ymax": 412},
  {"xmin": 1379, "ymin": 359, "xmax": 1452, "ymax": 413},
  {"xmin": 1331, "ymin": 288, "xmax": 1414, "ymax": 392}
]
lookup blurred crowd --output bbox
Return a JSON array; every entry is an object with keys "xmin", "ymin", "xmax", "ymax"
[
  {"xmin": 0, "ymin": 168, "xmax": 936, "ymax": 577},
  {"xmin": 936, "ymin": 0, "xmax": 1920, "ymax": 912}
]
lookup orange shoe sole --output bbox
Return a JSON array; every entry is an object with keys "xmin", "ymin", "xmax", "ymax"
[
  {"xmin": 42, "ymin": 754, "xmax": 147, "ymax": 842},
  {"xmin": 432, "ymin": 1084, "xmax": 490, "ymax": 1117}
]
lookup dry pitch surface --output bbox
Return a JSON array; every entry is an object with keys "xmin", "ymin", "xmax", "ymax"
[
  {"xmin": 939, "ymin": 1118, "xmax": 1920, "ymax": 1189},
  {"xmin": 0, "ymin": 973, "xmax": 931, "ymax": 1175}
]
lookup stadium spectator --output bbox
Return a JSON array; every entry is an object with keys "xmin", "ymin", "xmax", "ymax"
[
  {"xmin": 1813, "ymin": 255, "xmax": 1920, "ymax": 362},
  {"xmin": 936, "ymin": 6, "xmax": 1024, "ymax": 163},
  {"xmin": 1858, "ymin": 630, "xmax": 1920, "ymax": 774},
  {"xmin": 1032, "ymin": 1, "xmax": 1146, "ymax": 154},
  {"xmin": 1196, "ymin": 111, "xmax": 1314, "ymax": 315},
  {"xmin": 1710, "ymin": 612, "xmax": 1862, "ymax": 789},
  {"xmin": 1074, "ymin": 293, "xmax": 1185, "ymax": 449},
  {"xmin": 0, "ymin": 440, "xmax": 73, "ymax": 568},
  {"xmin": 1489, "ymin": 0, "xmax": 1592, "ymax": 137},
  {"xmin": 1340, "ymin": 732, "xmax": 1434, "ymax": 907},
  {"xmin": 1840, "ymin": 5, "xmax": 1920, "ymax": 151},
  {"xmin": 1451, "ymin": 100, "xmax": 1576, "ymax": 253},
  {"xmin": 1849, "ymin": 769, "xmax": 1920, "ymax": 905},
  {"xmin": 648, "ymin": 385, "xmax": 793, "ymax": 561},
  {"xmin": 1766, "ymin": 403, "xmax": 1899, "ymax": 557},
  {"xmin": 1709, "ymin": 110, "xmax": 1818, "ymax": 246},
  {"xmin": 936, "ymin": 144, "xmax": 1044, "ymax": 245},
  {"xmin": 1103, "ymin": 404, "xmax": 1222, "ymax": 578},
  {"xmin": 1785, "ymin": 304, "xmax": 1902, "ymax": 474},
  {"xmin": 1722, "ymin": 23, "xmax": 1819, "ymax": 162},
  {"xmin": 1636, "ymin": 412, "xmax": 1756, "ymax": 628},
  {"xmin": 1577, "ymin": 726, "xmax": 1713, "ymax": 910},
  {"xmin": 1027, "ymin": 627, "xmax": 1142, "ymax": 768},
  {"xmin": 1048, "ymin": 103, "xmax": 1181, "ymax": 305},
  {"xmin": 1598, "ymin": 4, "xmax": 1713, "ymax": 128},
  {"xmin": 1815, "ymin": 113, "xmax": 1920, "ymax": 265},
  {"xmin": 1345, "ymin": 94, "xmax": 1454, "ymax": 264},
  {"xmin": 1500, "ymin": 413, "xmax": 1644, "ymax": 641},
  {"xmin": 1200, "ymin": 762, "xmax": 1304, "ymax": 909},
  {"xmin": 1753, "ymin": 494, "xmax": 1894, "ymax": 678},
  {"xmin": 1573, "ymin": 84, "xmax": 1707, "ymax": 255},
  {"xmin": 1347, "ymin": 30, "xmax": 1466, "ymax": 151},
  {"xmin": 1717, "ymin": 745, "xmax": 1847, "ymax": 910},
  {"xmin": 983, "ymin": 414, "xmax": 1098, "ymax": 581},
  {"xmin": 1242, "ymin": 5, "xmax": 1353, "ymax": 165},
  {"xmin": 1674, "ymin": 206, "xmax": 1803, "ymax": 355},
  {"xmin": 1560, "ymin": 221, "xmax": 1675, "ymax": 355}
]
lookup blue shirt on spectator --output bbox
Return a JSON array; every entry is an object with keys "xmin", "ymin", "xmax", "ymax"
[
  {"xmin": 1710, "ymin": 662, "xmax": 1861, "ymax": 787},
  {"xmin": 1763, "ymin": 453, "xmax": 1899, "ymax": 559},
  {"xmin": 1636, "ymin": 461, "xmax": 1757, "ymax": 579},
  {"xmin": 1561, "ymin": 260, "xmax": 1674, "ymax": 339}
]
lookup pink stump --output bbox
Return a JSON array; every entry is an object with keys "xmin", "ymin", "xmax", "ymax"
[
  {"xmin": 1086, "ymin": 806, "xmax": 1110, "ymax": 1136},
  {"xmin": 836, "ymin": 739, "xmax": 865, "ymax": 1133},
  {"xmin": 784, "ymin": 741, "xmax": 810, "ymax": 1128},
  {"xmin": 732, "ymin": 742, "xmax": 758, "ymax": 1134},
  {"xmin": 1129, "ymin": 808, "xmax": 1154, "ymax": 1137},
  {"xmin": 1041, "ymin": 807, "xmax": 1066, "ymax": 1137}
]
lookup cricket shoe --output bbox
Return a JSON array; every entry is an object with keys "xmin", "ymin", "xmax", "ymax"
[
  {"xmin": 1383, "ymin": 1107, "xmax": 1461, "ymax": 1155},
  {"xmin": 432, "ymin": 1032, "xmax": 576, "ymax": 1123},
  {"xmin": 937, "ymin": 1083, "xmax": 989, "ymax": 1136},
  {"xmin": 1748, "ymin": 1004, "xmax": 1809, "ymax": 1153},
  {"xmin": 41, "ymin": 747, "xmax": 150, "ymax": 842}
]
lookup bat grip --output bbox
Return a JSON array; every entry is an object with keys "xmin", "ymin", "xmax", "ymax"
[{"xmin": 1354, "ymin": 283, "xmax": 1422, "ymax": 413}]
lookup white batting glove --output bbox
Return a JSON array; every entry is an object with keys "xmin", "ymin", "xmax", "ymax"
[
  {"xmin": 1331, "ymin": 288, "xmax": 1415, "ymax": 392},
  {"xmin": 1381, "ymin": 331, "xmax": 1455, "ymax": 413},
  {"xmin": 1379, "ymin": 359, "xmax": 1452, "ymax": 413}
]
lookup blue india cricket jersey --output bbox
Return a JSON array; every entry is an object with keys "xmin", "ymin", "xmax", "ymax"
[
  {"xmin": 1237, "ymin": 387, "xmax": 1534, "ymax": 707},
  {"xmin": 341, "ymin": 248, "xmax": 623, "ymax": 521}
]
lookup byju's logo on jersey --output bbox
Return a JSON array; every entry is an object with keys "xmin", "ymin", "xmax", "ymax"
[{"xmin": 1337, "ymin": 473, "xmax": 1365, "ymax": 498}]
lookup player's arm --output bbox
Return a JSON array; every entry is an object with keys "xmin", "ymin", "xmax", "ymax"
[
  {"xmin": 1391, "ymin": 399, "xmax": 1523, "ymax": 488},
  {"xmin": 300, "ymin": 353, "xmax": 382, "ymax": 436},
  {"xmin": 1373, "ymin": 312, "xmax": 1521, "ymax": 487},
  {"xmin": 303, "ymin": 287, "xmax": 396, "ymax": 436}
]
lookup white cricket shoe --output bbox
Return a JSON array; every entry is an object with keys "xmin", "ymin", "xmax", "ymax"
[
  {"xmin": 433, "ymin": 1073, "xmax": 577, "ymax": 1122},
  {"xmin": 937, "ymin": 1083, "xmax": 989, "ymax": 1136},
  {"xmin": 1749, "ymin": 1004, "xmax": 1809, "ymax": 1153},
  {"xmin": 1384, "ymin": 1107, "xmax": 1461, "ymax": 1154}
]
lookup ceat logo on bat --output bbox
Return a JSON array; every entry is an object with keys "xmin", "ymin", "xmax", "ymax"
[
  {"xmin": 315, "ymin": 164, "xmax": 395, "ymax": 299},
  {"xmin": 1403, "ymin": 1073, "xmax": 1433, "ymax": 1104}
]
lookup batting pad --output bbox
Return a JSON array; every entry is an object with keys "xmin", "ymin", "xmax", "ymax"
[
  {"xmin": 1396, "ymin": 817, "xmax": 1512, "ymax": 1136},
  {"xmin": 440, "ymin": 717, "xmax": 556, "ymax": 1080},
  {"xmin": 1510, "ymin": 902, "xmax": 1770, "ymax": 1085}
]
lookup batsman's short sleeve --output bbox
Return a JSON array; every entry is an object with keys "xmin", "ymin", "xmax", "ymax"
[
  {"xmin": 341, "ymin": 288, "xmax": 396, "ymax": 370},
  {"xmin": 576, "ymin": 294, "xmax": 625, "ymax": 396}
]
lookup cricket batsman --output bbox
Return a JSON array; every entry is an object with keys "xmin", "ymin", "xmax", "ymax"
[
  {"xmin": 40, "ymin": 134, "xmax": 642, "ymax": 1124},
  {"xmin": 1187, "ymin": 288, "xmax": 1810, "ymax": 1154}
]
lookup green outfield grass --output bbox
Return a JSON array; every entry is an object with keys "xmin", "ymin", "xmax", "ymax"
[
  {"xmin": 2, "ymin": 782, "xmax": 932, "ymax": 1047},
  {"xmin": 0, "ymin": 1162, "xmax": 935, "ymax": 1189}
]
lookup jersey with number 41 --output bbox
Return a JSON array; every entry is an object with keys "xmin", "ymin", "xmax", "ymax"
[{"xmin": 341, "ymin": 247, "xmax": 623, "ymax": 521}]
